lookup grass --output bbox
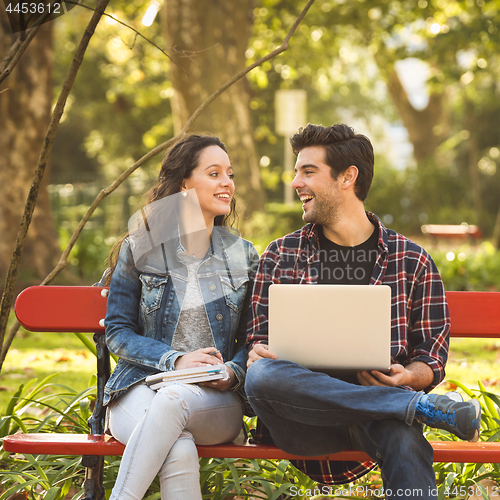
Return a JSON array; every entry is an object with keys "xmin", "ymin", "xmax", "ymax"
[
  {"xmin": 0, "ymin": 327, "xmax": 98, "ymax": 412},
  {"xmin": 439, "ymin": 337, "xmax": 500, "ymax": 394}
]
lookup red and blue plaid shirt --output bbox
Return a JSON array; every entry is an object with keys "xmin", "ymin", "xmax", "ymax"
[{"xmin": 246, "ymin": 212, "xmax": 450, "ymax": 484}]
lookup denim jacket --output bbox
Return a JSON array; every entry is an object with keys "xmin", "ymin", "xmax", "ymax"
[{"xmin": 103, "ymin": 226, "xmax": 259, "ymax": 407}]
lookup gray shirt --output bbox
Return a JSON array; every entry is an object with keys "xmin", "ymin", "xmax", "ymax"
[{"xmin": 171, "ymin": 253, "xmax": 215, "ymax": 353}]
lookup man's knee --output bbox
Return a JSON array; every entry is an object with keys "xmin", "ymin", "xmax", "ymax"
[{"xmin": 245, "ymin": 357, "xmax": 275, "ymax": 398}]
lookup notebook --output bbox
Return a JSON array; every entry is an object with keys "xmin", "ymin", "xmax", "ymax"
[
  {"xmin": 268, "ymin": 284, "xmax": 392, "ymax": 374},
  {"xmin": 145, "ymin": 365, "xmax": 228, "ymax": 390}
]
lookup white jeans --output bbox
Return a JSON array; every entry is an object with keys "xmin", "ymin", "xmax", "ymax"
[{"xmin": 108, "ymin": 382, "xmax": 243, "ymax": 500}]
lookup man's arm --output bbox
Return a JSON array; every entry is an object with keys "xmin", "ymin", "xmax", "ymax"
[
  {"xmin": 404, "ymin": 255, "xmax": 450, "ymax": 390},
  {"xmin": 359, "ymin": 253, "xmax": 450, "ymax": 392}
]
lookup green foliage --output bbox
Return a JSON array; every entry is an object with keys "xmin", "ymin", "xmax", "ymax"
[
  {"xmin": 51, "ymin": 1, "xmax": 173, "ymax": 185},
  {"xmin": 431, "ymin": 242, "xmax": 500, "ymax": 291},
  {"xmin": 2, "ymin": 374, "xmax": 500, "ymax": 499},
  {"xmin": 0, "ymin": 376, "xmax": 94, "ymax": 500},
  {"xmin": 49, "ymin": 180, "xmax": 146, "ymax": 283},
  {"xmin": 424, "ymin": 382, "xmax": 500, "ymax": 499},
  {"xmin": 244, "ymin": 202, "xmax": 304, "ymax": 253}
]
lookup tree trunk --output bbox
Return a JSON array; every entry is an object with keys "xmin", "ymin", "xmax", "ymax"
[
  {"xmin": 163, "ymin": 0, "xmax": 264, "ymax": 221},
  {"xmin": 0, "ymin": 15, "xmax": 58, "ymax": 288},
  {"xmin": 385, "ymin": 67, "xmax": 447, "ymax": 167},
  {"xmin": 465, "ymin": 99, "xmax": 483, "ymax": 227}
]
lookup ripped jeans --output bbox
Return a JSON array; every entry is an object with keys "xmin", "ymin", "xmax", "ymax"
[{"xmin": 107, "ymin": 382, "xmax": 243, "ymax": 500}]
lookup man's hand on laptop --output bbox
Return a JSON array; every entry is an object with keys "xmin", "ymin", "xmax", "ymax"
[
  {"xmin": 357, "ymin": 364, "xmax": 407, "ymax": 387},
  {"xmin": 357, "ymin": 361, "xmax": 434, "ymax": 390},
  {"xmin": 247, "ymin": 344, "xmax": 277, "ymax": 368}
]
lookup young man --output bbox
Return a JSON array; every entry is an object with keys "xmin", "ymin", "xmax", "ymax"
[{"xmin": 245, "ymin": 124, "xmax": 481, "ymax": 497}]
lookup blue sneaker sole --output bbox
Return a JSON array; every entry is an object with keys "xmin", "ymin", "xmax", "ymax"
[{"xmin": 469, "ymin": 399, "xmax": 481, "ymax": 443}]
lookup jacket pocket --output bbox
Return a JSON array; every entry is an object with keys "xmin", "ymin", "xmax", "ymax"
[
  {"xmin": 139, "ymin": 273, "xmax": 169, "ymax": 314},
  {"xmin": 219, "ymin": 274, "xmax": 249, "ymax": 314}
]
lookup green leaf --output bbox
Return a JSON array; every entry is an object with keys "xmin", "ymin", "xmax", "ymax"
[
  {"xmin": 44, "ymin": 486, "xmax": 63, "ymax": 500},
  {"xmin": 74, "ymin": 332, "xmax": 97, "ymax": 357},
  {"xmin": 227, "ymin": 460, "xmax": 241, "ymax": 494},
  {"xmin": 271, "ymin": 482, "xmax": 294, "ymax": 500},
  {"xmin": 0, "ymin": 384, "xmax": 24, "ymax": 437},
  {"xmin": 445, "ymin": 380, "xmax": 475, "ymax": 399}
]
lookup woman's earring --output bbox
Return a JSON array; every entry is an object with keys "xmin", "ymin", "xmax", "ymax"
[{"xmin": 182, "ymin": 191, "xmax": 188, "ymax": 198}]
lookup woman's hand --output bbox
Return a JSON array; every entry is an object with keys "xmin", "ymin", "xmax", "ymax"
[
  {"xmin": 203, "ymin": 365, "xmax": 236, "ymax": 392},
  {"xmin": 174, "ymin": 347, "xmax": 223, "ymax": 370},
  {"xmin": 174, "ymin": 347, "xmax": 236, "ymax": 391}
]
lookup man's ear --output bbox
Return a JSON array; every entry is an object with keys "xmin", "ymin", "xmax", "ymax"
[{"xmin": 341, "ymin": 165, "xmax": 359, "ymax": 190}]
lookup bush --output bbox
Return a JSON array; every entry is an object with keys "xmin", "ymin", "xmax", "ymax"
[{"xmin": 432, "ymin": 242, "xmax": 500, "ymax": 291}]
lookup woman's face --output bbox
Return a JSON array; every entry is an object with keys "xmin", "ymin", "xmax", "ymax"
[{"xmin": 182, "ymin": 145, "xmax": 234, "ymax": 226}]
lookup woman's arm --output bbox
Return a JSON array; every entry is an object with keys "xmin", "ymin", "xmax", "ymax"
[{"xmin": 105, "ymin": 239, "xmax": 182, "ymax": 372}]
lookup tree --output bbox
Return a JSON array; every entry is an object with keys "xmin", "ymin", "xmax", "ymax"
[
  {"xmin": 0, "ymin": 12, "xmax": 59, "ymax": 288},
  {"xmin": 244, "ymin": 0, "xmax": 500, "ymax": 236},
  {"xmin": 0, "ymin": 0, "xmax": 314, "ymax": 369},
  {"xmin": 163, "ymin": 0, "xmax": 265, "ymax": 220}
]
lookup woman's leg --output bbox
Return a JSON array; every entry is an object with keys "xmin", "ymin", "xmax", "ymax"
[
  {"xmin": 157, "ymin": 432, "xmax": 201, "ymax": 500},
  {"xmin": 108, "ymin": 383, "xmax": 242, "ymax": 500}
]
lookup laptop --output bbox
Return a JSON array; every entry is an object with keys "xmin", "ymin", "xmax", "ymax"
[{"xmin": 268, "ymin": 284, "xmax": 392, "ymax": 374}]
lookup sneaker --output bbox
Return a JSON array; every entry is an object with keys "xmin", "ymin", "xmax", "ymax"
[{"xmin": 415, "ymin": 392, "xmax": 481, "ymax": 442}]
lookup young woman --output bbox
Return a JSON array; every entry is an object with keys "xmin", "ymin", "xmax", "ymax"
[{"xmin": 103, "ymin": 135, "xmax": 259, "ymax": 500}]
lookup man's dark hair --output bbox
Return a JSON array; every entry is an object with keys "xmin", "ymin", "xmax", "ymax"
[{"xmin": 290, "ymin": 123, "xmax": 374, "ymax": 201}]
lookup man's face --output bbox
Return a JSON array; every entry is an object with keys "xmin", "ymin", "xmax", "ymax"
[{"xmin": 291, "ymin": 146, "xmax": 342, "ymax": 225}]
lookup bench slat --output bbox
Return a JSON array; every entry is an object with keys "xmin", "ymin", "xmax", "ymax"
[
  {"xmin": 446, "ymin": 291, "xmax": 500, "ymax": 337},
  {"xmin": 15, "ymin": 286, "xmax": 107, "ymax": 333},
  {"xmin": 4, "ymin": 433, "xmax": 500, "ymax": 463}
]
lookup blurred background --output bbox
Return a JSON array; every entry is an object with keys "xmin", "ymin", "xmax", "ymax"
[{"xmin": 1, "ymin": 0, "xmax": 500, "ymax": 291}]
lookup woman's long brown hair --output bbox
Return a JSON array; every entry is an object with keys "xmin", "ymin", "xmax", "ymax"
[{"xmin": 103, "ymin": 134, "xmax": 237, "ymax": 285}]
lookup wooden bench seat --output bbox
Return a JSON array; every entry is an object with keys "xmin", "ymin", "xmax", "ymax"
[{"xmin": 3, "ymin": 286, "xmax": 500, "ymax": 500}]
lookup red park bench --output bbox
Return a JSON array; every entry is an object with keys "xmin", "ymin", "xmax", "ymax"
[
  {"xmin": 421, "ymin": 224, "xmax": 482, "ymax": 241},
  {"xmin": 3, "ymin": 286, "xmax": 500, "ymax": 499}
]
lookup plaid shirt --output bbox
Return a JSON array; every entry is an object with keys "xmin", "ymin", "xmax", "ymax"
[{"xmin": 246, "ymin": 212, "xmax": 450, "ymax": 484}]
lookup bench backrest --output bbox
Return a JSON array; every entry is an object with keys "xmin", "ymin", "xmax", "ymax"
[{"xmin": 14, "ymin": 286, "xmax": 500, "ymax": 338}]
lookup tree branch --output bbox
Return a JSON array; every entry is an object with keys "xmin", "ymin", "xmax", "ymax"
[
  {"xmin": 0, "ymin": 0, "xmax": 111, "ymax": 369},
  {"xmin": 65, "ymin": 0, "xmax": 188, "ymax": 74},
  {"xmin": 1, "ymin": 0, "xmax": 316, "ymax": 366},
  {"xmin": 0, "ymin": 9, "xmax": 53, "ymax": 85}
]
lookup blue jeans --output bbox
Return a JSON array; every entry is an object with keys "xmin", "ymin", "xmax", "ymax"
[
  {"xmin": 245, "ymin": 359, "xmax": 437, "ymax": 499},
  {"xmin": 108, "ymin": 382, "xmax": 243, "ymax": 500}
]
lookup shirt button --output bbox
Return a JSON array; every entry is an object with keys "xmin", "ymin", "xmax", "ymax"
[
  {"xmin": 209, "ymin": 284, "xmax": 216, "ymax": 291},
  {"xmin": 216, "ymin": 314, "xmax": 223, "ymax": 321},
  {"xmin": 204, "ymin": 261, "xmax": 210, "ymax": 266}
]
